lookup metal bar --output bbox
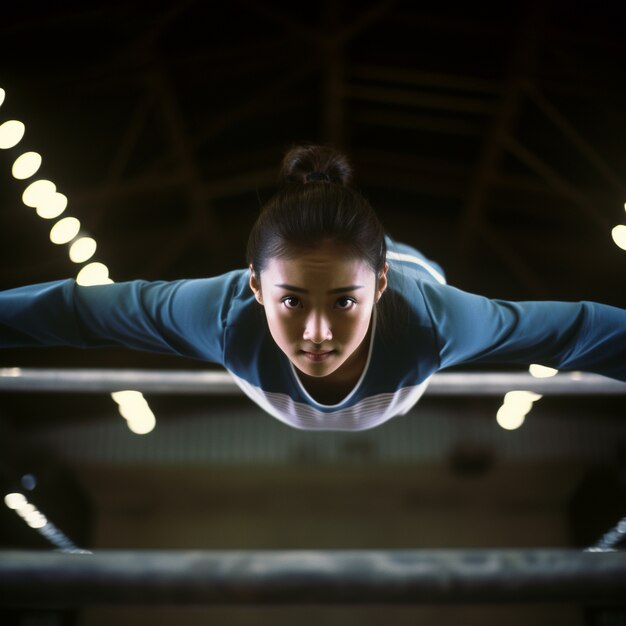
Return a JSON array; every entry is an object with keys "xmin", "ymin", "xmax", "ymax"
[
  {"xmin": 0, "ymin": 368, "xmax": 624, "ymax": 395},
  {"xmin": 0, "ymin": 549, "xmax": 625, "ymax": 607}
]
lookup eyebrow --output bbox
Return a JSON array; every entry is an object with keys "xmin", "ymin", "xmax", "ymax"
[{"xmin": 274, "ymin": 283, "xmax": 364, "ymax": 294}]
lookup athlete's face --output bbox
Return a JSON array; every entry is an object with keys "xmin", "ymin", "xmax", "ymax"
[{"xmin": 249, "ymin": 243, "xmax": 388, "ymax": 379}]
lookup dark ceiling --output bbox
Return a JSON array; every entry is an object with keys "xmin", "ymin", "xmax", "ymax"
[
  {"xmin": 1, "ymin": 1, "xmax": 625, "ymax": 291},
  {"xmin": 0, "ymin": 1, "xmax": 625, "ymax": 371}
]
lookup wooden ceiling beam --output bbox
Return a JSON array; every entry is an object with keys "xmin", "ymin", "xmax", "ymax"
[
  {"xmin": 456, "ymin": 2, "xmax": 547, "ymax": 256},
  {"xmin": 502, "ymin": 135, "xmax": 612, "ymax": 229},
  {"xmin": 524, "ymin": 82, "xmax": 626, "ymax": 197},
  {"xmin": 351, "ymin": 65, "xmax": 501, "ymax": 95},
  {"xmin": 346, "ymin": 84, "xmax": 496, "ymax": 115},
  {"xmin": 321, "ymin": 1, "xmax": 346, "ymax": 148},
  {"xmin": 59, "ymin": 149, "xmax": 616, "ymax": 216}
]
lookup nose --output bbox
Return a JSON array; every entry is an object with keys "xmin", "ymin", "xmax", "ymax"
[{"xmin": 303, "ymin": 310, "xmax": 332, "ymax": 344}]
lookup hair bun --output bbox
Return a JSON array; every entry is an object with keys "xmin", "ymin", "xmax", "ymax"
[{"xmin": 280, "ymin": 145, "xmax": 353, "ymax": 186}]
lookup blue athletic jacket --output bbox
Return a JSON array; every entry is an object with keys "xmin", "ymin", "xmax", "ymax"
[{"xmin": 1, "ymin": 237, "xmax": 625, "ymax": 430}]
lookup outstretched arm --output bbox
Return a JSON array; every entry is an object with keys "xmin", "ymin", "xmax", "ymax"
[
  {"xmin": 420, "ymin": 282, "xmax": 626, "ymax": 381},
  {"xmin": 0, "ymin": 272, "xmax": 243, "ymax": 363}
]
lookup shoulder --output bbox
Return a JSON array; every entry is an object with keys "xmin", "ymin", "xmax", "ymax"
[{"xmin": 385, "ymin": 235, "xmax": 447, "ymax": 285}]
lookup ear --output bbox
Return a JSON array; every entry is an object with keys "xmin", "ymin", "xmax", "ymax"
[
  {"xmin": 376, "ymin": 262, "xmax": 389, "ymax": 303},
  {"xmin": 249, "ymin": 265, "xmax": 263, "ymax": 305}
]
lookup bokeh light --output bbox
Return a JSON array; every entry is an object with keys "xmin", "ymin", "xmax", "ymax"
[
  {"xmin": 22, "ymin": 179, "xmax": 56, "ymax": 208},
  {"xmin": 126, "ymin": 409, "xmax": 156, "ymax": 435},
  {"xmin": 611, "ymin": 225, "xmax": 626, "ymax": 251},
  {"xmin": 111, "ymin": 390, "xmax": 156, "ymax": 434},
  {"xmin": 0, "ymin": 120, "xmax": 25, "ymax": 149},
  {"xmin": 36, "ymin": 191, "xmax": 68, "ymax": 219},
  {"xmin": 69, "ymin": 237, "xmax": 97, "ymax": 263},
  {"xmin": 496, "ymin": 390, "xmax": 542, "ymax": 431},
  {"xmin": 12, "ymin": 151, "xmax": 42, "ymax": 180},
  {"xmin": 50, "ymin": 217, "xmax": 80, "ymax": 244},
  {"xmin": 529, "ymin": 364, "xmax": 558, "ymax": 378},
  {"xmin": 4, "ymin": 493, "xmax": 26, "ymax": 509},
  {"xmin": 496, "ymin": 404, "xmax": 526, "ymax": 430},
  {"xmin": 76, "ymin": 262, "xmax": 111, "ymax": 286}
]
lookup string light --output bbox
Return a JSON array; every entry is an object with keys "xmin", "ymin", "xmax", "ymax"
[
  {"xmin": 611, "ymin": 225, "xmax": 626, "ymax": 251},
  {"xmin": 76, "ymin": 262, "xmax": 111, "ymax": 286},
  {"xmin": 22, "ymin": 179, "xmax": 56, "ymax": 208},
  {"xmin": 4, "ymin": 491, "xmax": 83, "ymax": 551},
  {"xmin": 4, "ymin": 492, "xmax": 26, "ymax": 509},
  {"xmin": 4, "ymin": 86, "xmax": 154, "ymax": 436},
  {"xmin": 69, "ymin": 237, "xmax": 97, "ymax": 263},
  {"xmin": 0, "ymin": 120, "xmax": 25, "ymax": 149},
  {"xmin": 529, "ymin": 364, "xmax": 558, "ymax": 378},
  {"xmin": 36, "ymin": 191, "xmax": 67, "ymax": 219},
  {"xmin": 496, "ymin": 390, "xmax": 542, "ymax": 431},
  {"xmin": 12, "ymin": 151, "xmax": 42, "ymax": 180},
  {"xmin": 50, "ymin": 216, "xmax": 80, "ymax": 245},
  {"xmin": 111, "ymin": 390, "xmax": 156, "ymax": 435}
]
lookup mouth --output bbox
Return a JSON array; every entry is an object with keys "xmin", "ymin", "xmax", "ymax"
[{"xmin": 300, "ymin": 350, "xmax": 335, "ymax": 362}]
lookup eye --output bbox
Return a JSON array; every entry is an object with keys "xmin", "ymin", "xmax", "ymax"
[
  {"xmin": 335, "ymin": 296, "xmax": 356, "ymax": 310},
  {"xmin": 281, "ymin": 296, "xmax": 302, "ymax": 309}
]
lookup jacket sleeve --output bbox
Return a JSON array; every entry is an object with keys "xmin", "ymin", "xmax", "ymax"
[
  {"xmin": 0, "ymin": 274, "xmax": 241, "ymax": 364},
  {"xmin": 419, "ymin": 282, "xmax": 626, "ymax": 381}
]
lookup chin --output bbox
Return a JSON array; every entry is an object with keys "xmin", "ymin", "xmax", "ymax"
[
  {"xmin": 294, "ymin": 360, "xmax": 340, "ymax": 378},
  {"xmin": 305, "ymin": 368, "xmax": 334, "ymax": 378}
]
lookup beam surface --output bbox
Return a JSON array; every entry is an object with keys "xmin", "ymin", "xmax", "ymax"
[
  {"xmin": 0, "ymin": 368, "xmax": 624, "ymax": 395},
  {"xmin": 0, "ymin": 549, "xmax": 625, "ymax": 607}
]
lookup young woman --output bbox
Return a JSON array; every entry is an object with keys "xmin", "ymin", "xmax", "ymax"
[{"xmin": 1, "ymin": 145, "xmax": 625, "ymax": 431}]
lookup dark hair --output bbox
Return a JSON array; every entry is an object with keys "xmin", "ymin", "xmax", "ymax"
[{"xmin": 246, "ymin": 145, "xmax": 386, "ymax": 276}]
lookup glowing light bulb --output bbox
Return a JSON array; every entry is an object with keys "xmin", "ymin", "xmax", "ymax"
[
  {"xmin": 0, "ymin": 120, "xmax": 25, "ymax": 149},
  {"xmin": 76, "ymin": 262, "xmax": 110, "ymax": 286},
  {"xmin": 496, "ymin": 390, "xmax": 542, "ymax": 431},
  {"xmin": 1, "ymin": 367, "xmax": 22, "ymax": 377},
  {"xmin": 23, "ymin": 179, "xmax": 56, "ymax": 208},
  {"xmin": 529, "ymin": 364, "xmax": 558, "ymax": 378},
  {"xmin": 4, "ymin": 493, "xmax": 26, "ymax": 509},
  {"xmin": 504, "ymin": 390, "xmax": 542, "ymax": 403},
  {"xmin": 127, "ymin": 410, "xmax": 156, "ymax": 435},
  {"xmin": 117, "ymin": 399, "xmax": 150, "ymax": 421},
  {"xmin": 611, "ymin": 225, "xmax": 626, "ymax": 251},
  {"xmin": 111, "ymin": 389, "xmax": 156, "ymax": 434},
  {"xmin": 0, "ymin": 88, "xmax": 5, "ymax": 107},
  {"xmin": 496, "ymin": 404, "xmax": 526, "ymax": 430},
  {"xmin": 36, "ymin": 192, "xmax": 67, "ymax": 219},
  {"xmin": 17, "ymin": 503, "xmax": 35, "ymax": 518},
  {"xmin": 12, "ymin": 151, "xmax": 42, "ymax": 180},
  {"xmin": 24, "ymin": 509, "xmax": 42, "ymax": 523},
  {"xmin": 26, "ymin": 514, "xmax": 47, "ymax": 529},
  {"xmin": 111, "ymin": 390, "xmax": 145, "ymax": 405},
  {"xmin": 118, "ymin": 405, "xmax": 142, "ymax": 421},
  {"xmin": 69, "ymin": 237, "xmax": 97, "ymax": 263},
  {"xmin": 50, "ymin": 217, "xmax": 80, "ymax": 244},
  {"xmin": 501, "ymin": 390, "xmax": 541, "ymax": 415}
]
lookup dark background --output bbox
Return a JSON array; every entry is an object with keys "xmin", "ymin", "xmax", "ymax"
[{"xmin": 0, "ymin": 1, "xmax": 625, "ymax": 625}]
